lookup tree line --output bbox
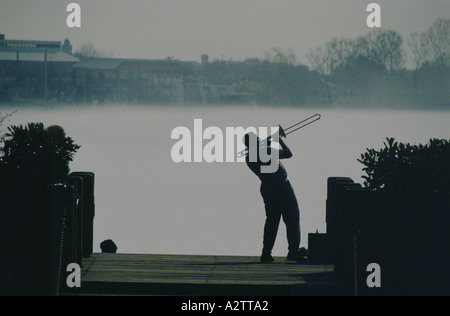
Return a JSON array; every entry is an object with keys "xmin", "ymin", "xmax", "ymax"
[{"xmin": 203, "ymin": 18, "xmax": 449, "ymax": 109}]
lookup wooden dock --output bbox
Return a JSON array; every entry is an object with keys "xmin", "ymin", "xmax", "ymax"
[{"xmin": 70, "ymin": 253, "xmax": 335, "ymax": 296}]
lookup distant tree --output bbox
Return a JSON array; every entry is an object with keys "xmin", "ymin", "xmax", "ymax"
[
  {"xmin": 307, "ymin": 38, "xmax": 355, "ymax": 75},
  {"xmin": 74, "ymin": 42, "xmax": 100, "ymax": 58},
  {"xmin": 231, "ymin": 50, "xmax": 310, "ymax": 106},
  {"xmin": 306, "ymin": 43, "xmax": 344, "ymax": 106},
  {"xmin": 74, "ymin": 42, "xmax": 114, "ymax": 59},
  {"xmin": 406, "ymin": 18, "xmax": 449, "ymax": 68},
  {"xmin": 263, "ymin": 47, "xmax": 297, "ymax": 65},
  {"xmin": 256, "ymin": 48, "xmax": 308, "ymax": 106},
  {"xmin": 425, "ymin": 18, "xmax": 450, "ymax": 66},
  {"xmin": 305, "ymin": 19, "xmax": 449, "ymax": 108},
  {"xmin": 363, "ymin": 29, "xmax": 405, "ymax": 72},
  {"xmin": 408, "ymin": 31, "xmax": 431, "ymax": 71},
  {"xmin": 415, "ymin": 61, "xmax": 450, "ymax": 108},
  {"xmin": 327, "ymin": 38, "xmax": 356, "ymax": 70},
  {"xmin": 306, "ymin": 46, "xmax": 331, "ymax": 75},
  {"xmin": 308, "ymin": 31, "xmax": 404, "ymax": 75}
]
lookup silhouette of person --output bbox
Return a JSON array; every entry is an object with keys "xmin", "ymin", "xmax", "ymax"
[{"xmin": 244, "ymin": 132, "xmax": 305, "ymax": 263}]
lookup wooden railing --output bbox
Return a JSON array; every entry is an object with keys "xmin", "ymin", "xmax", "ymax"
[
  {"xmin": 55, "ymin": 172, "xmax": 95, "ymax": 295},
  {"xmin": 317, "ymin": 177, "xmax": 450, "ymax": 296},
  {"xmin": 0, "ymin": 171, "xmax": 94, "ymax": 296}
]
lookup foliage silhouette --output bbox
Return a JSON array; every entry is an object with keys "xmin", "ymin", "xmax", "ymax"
[
  {"xmin": 0, "ymin": 123, "xmax": 80, "ymax": 184},
  {"xmin": 356, "ymin": 138, "xmax": 450, "ymax": 295},
  {"xmin": 0, "ymin": 123, "xmax": 80, "ymax": 295},
  {"xmin": 358, "ymin": 137, "xmax": 450, "ymax": 197}
]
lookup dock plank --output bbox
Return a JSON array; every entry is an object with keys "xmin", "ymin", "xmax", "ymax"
[{"xmin": 71, "ymin": 253, "xmax": 335, "ymax": 296}]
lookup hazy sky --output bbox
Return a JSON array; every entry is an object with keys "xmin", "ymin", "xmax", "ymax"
[{"xmin": 1, "ymin": 0, "xmax": 449, "ymax": 63}]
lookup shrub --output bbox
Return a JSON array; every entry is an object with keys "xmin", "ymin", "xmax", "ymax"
[
  {"xmin": 357, "ymin": 138, "xmax": 450, "ymax": 295},
  {"xmin": 0, "ymin": 123, "xmax": 80, "ymax": 295},
  {"xmin": 0, "ymin": 123, "xmax": 80, "ymax": 184},
  {"xmin": 358, "ymin": 137, "xmax": 450, "ymax": 196}
]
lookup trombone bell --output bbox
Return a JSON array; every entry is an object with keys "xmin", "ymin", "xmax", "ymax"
[{"xmin": 279, "ymin": 124, "xmax": 286, "ymax": 138}]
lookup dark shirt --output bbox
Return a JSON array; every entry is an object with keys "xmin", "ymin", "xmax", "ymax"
[{"xmin": 246, "ymin": 146, "xmax": 290, "ymax": 189}]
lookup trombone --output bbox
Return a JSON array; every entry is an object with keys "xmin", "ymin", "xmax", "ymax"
[{"xmin": 237, "ymin": 113, "xmax": 321, "ymax": 158}]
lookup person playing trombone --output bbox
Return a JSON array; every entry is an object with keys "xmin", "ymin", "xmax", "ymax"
[{"xmin": 244, "ymin": 131, "xmax": 307, "ymax": 263}]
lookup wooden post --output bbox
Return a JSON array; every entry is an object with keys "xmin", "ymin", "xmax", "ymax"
[{"xmin": 70, "ymin": 172, "xmax": 95, "ymax": 257}]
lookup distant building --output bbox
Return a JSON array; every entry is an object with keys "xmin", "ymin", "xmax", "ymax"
[
  {"xmin": 184, "ymin": 57, "xmax": 256, "ymax": 105},
  {"xmin": 183, "ymin": 55, "xmax": 256, "ymax": 105},
  {"xmin": 0, "ymin": 37, "xmax": 61, "ymax": 53},
  {"xmin": 72, "ymin": 58, "xmax": 185, "ymax": 104},
  {"xmin": 0, "ymin": 35, "xmax": 256, "ymax": 105},
  {"xmin": 0, "ymin": 34, "xmax": 78, "ymax": 102}
]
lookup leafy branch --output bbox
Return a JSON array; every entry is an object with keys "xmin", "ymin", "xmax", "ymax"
[{"xmin": 358, "ymin": 137, "xmax": 450, "ymax": 196}]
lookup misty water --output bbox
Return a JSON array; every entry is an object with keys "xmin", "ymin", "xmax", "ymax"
[{"xmin": 4, "ymin": 105, "xmax": 450, "ymax": 256}]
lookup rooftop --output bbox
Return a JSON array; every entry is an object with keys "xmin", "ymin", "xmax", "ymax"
[
  {"xmin": 72, "ymin": 58, "xmax": 186, "ymax": 73},
  {"xmin": 0, "ymin": 51, "xmax": 79, "ymax": 63}
]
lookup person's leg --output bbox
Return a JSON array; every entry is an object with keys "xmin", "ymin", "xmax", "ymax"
[
  {"xmin": 262, "ymin": 206, "xmax": 282, "ymax": 256},
  {"xmin": 281, "ymin": 184, "xmax": 301, "ymax": 253}
]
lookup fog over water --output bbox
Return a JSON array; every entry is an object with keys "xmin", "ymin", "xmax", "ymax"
[{"xmin": 4, "ymin": 105, "xmax": 450, "ymax": 256}]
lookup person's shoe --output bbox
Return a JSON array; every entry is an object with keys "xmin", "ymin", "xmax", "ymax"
[
  {"xmin": 286, "ymin": 248, "xmax": 309, "ymax": 263},
  {"xmin": 260, "ymin": 254, "xmax": 275, "ymax": 263}
]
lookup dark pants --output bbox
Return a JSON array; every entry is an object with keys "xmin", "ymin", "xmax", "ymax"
[{"xmin": 260, "ymin": 180, "xmax": 300, "ymax": 255}]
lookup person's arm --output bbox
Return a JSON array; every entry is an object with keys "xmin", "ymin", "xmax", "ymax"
[{"xmin": 264, "ymin": 136, "xmax": 292, "ymax": 159}]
